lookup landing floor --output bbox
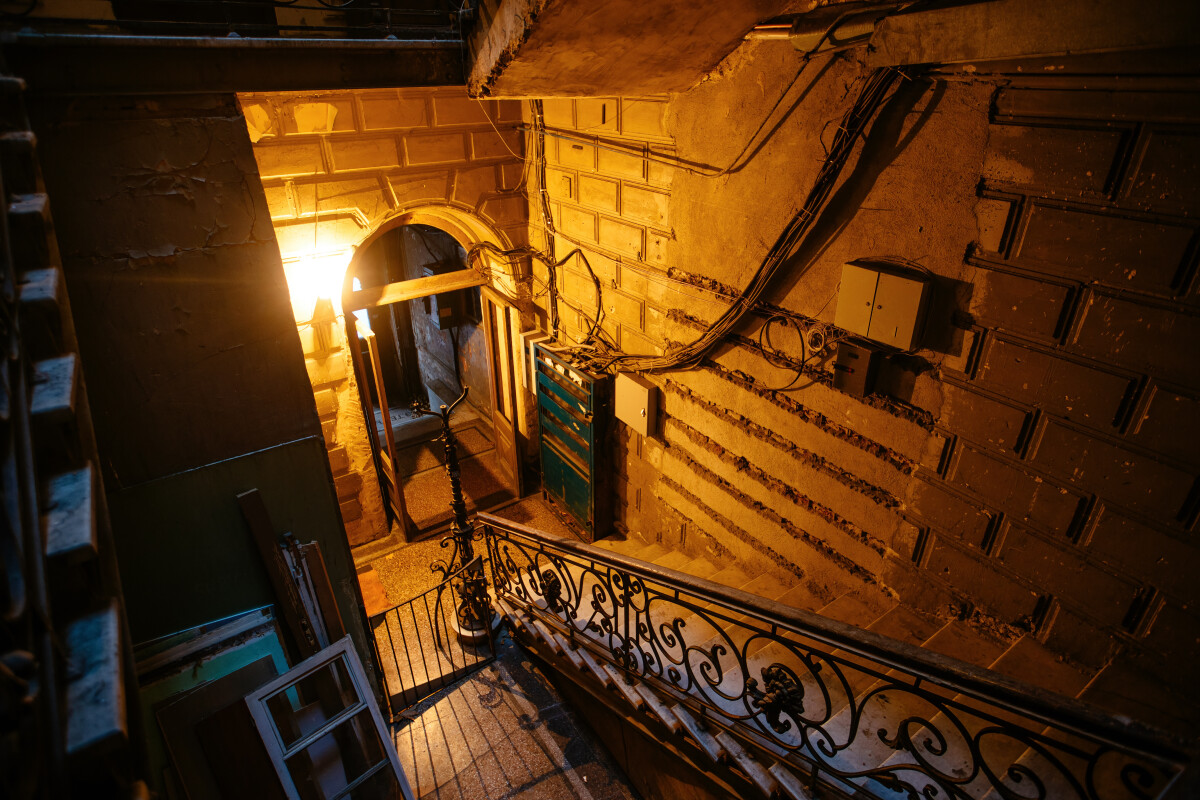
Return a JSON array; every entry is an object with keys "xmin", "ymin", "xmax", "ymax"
[{"xmin": 392, "ymin": 631, "xmax": 639, "ymax": 800}]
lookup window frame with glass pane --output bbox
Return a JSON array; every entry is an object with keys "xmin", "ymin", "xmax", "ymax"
[{"xmin": 244, "ymin": 637, "xmax": 413, "ymax": 800}]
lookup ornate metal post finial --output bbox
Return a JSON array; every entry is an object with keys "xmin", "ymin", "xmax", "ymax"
[{"xmin": 412, "ymin": 387, "xmax": 492, "ymax": 641}]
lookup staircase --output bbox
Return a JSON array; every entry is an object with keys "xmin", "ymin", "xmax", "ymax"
[
  {"xmin": 477, "ymin": 512, "xmax": 1193, "ymax": 800},
  {"xmin": 0, "ymin": 70, "xmax": 144, "ymax": 797}
]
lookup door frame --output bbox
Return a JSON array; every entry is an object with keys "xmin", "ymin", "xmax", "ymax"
[{"xmin": 341, "ymin": 215, "xmax": 524, "ymax": 541}]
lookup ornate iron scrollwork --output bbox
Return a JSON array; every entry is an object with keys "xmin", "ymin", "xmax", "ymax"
[
  {"xmin": 479, "ymin": 516, "xmax": 1186, "ymax": 800},
  {"xmin": 746, "ymin": 663, "xmax": 806, "ymax": 734},
  {"xmin": 540, "ymin": 569, "xmax": 562, "ymax": 613}
]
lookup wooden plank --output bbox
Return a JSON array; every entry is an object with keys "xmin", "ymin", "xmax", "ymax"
[
  {"xmin": 344, "ymin": 269, "xmax": 486, "ymax": 312},
  {"xmin": 298, "ymin": 541, "xmax": 346, "ymax": 643},
  {"xmin": 157, "ymin": 655, "xmax": 280, "ymax": 800},
  {"xmin": 237, "ymin": 489, "xmax": 320, "ymax": 659}
]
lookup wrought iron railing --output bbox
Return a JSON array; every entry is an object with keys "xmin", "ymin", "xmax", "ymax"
[
  {"xmin": 0, "ymin": 0, "xmax": 465, "ymax": 39},
  {"xmin": 369, "ymin": 554, "xmax": 495, "ymax": 718},
  {"xmin": 478, "ymin": 512, "xmax": 1192, "ymax": 800}
]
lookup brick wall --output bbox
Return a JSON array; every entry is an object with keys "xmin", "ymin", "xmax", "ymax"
[
  {"xmin": 240, "ymin": 87, "xmax": 526, "ymax": 544},
  {"xmin": 523, "ymin": 53, "xmax": 1200, "ymax": 679}
]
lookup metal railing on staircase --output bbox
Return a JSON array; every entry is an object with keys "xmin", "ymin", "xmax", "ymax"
[{"xmin": 477, "ymin": 512, "xmax": 1193, "ymax": 800}]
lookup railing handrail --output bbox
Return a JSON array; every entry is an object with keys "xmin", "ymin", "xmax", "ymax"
[
  {"xmin": 367, "ymin": 553, "xmax": 480, "ymax": 623},
  {"xmin": 477, "ymin": 511, "xmax": 1194, "ymax": 764}
]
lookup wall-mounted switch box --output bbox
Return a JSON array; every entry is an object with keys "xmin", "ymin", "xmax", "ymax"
[
  {"xmin": 519, "ymin": 330, "xmax": 552, "ymax": 391},
  {"xmin": 615, "ymin": 372, "xmax": 657, "ymax": 437},
  {"xmin": 833, "ymin": 260, "xmax": 931, "ymax": 351},
  {"xmin": 833, "ymin": 341, "xmax": 879, "ymax": 397}
]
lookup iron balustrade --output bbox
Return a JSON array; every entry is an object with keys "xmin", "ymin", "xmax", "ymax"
[
  {"xmin": 477, "ymin": 512, "xmax": 1192, "ymax": 800},
  {"xmin": 369, "ymin": 554, "xmax": 496, "ymax": 719},
  {"xmin": 0, "ymin": 0, "xmax": 464, "ymax": 39}
]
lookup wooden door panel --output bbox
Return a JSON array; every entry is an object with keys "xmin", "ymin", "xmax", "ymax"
[{"xmin": 481, "ymin": 287, "xmax": 522, "ymax": 497}]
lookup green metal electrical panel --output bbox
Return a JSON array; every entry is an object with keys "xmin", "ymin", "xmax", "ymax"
[{"xmin": 534, "ymin": 345, "xmax": 612, "ymax": 541}]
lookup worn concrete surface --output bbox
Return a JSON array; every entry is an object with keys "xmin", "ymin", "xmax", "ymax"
[
  {"xmin": 466, "ymin": 0, "xmax": 807, "ymax": 97},
  {"xmin": 518, "ymin": 37, "xmax": 1200, "ymax": 712},
  {"xmin": 394, "ymin": 631, "xmax": 640, "ymax": 800}
]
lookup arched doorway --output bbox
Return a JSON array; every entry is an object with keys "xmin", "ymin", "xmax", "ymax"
[{"xmin": 342, "ymin": 211, "xmax": 527, "ymax": 541}]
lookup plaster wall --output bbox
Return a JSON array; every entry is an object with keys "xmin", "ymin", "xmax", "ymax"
[
  {"xmin": 25, "ymin": 94, "xmax": 371, "ymax": 667},
  {"xmin": 523, "ymin": 43, "xmax": 1200, "ymax": 704},
  {"xmin": 239, "ymin": 87, "xmax": 527, "ymax": 544}
]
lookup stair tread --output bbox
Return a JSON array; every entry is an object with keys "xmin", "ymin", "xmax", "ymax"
[
  {"xmin": 43, "ymin": 464, "xmax": 96, "ymax": 562},
  {"xmin": 653, "ymin": 550, "xmax": 692, "ymax": 571},
  {"xmin": 19, "ymin": 267, "xmax": 61, "ymax": 309},
  {"xmin": 631, "ymin": 542, "xmax": 669, "ymax": 562},
  {"xmin": 921, "ymin": 620, "xmax": 1010, "ymax": 670},
  {"xmin": 65, "ymin": 601, "xmax": 127, "ymax": 758},
  {"xmin": 867, "ymin": 604, "xmax": 943, "ymax": 648},
  {"xmin": 990, "ymin": 636, "xmax": 1094, "ymax": 699},
  {"xmin": 1080, "ymin": 660, "xmax": 1200, "ymax": 738},
  {"xmin": 705, "ymin": 565, "xmax": 752, "ymax": 589},
  {"xmin": 9, "ymin": 192, "xmax": 47, "ymax": 217},
  {"xmin": 817, "ymin": 594, "xmax": 880, "ymax": 628},
  {"xmin": 738, "ymin": 573, "xmax": 791, "ymax": 602},
  {"xmin": 774, "ymin": 582, "xmax": 822, "ymax": 611},
  {"xmin": 31, "ymin": 353, "xmax": 78, "ymax": 422}
]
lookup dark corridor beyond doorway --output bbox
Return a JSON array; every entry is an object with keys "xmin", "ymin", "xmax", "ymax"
[{"xmin": 351, "ymin": 224, "xmax": 512, "ymax": 535}]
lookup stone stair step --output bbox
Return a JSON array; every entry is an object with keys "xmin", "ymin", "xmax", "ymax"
[
  {"xmin": 715, "ymin": 730, "xmax": 779, "ymax": 798},
  {"xmin": 769, "ymin": 762, "xmax": 814, "ymax": 800},
  {"xmin": 0, "ymin": 76, "xmax": 30, "ymax": 134},
  {"xmin": 774, "ymin": 581, "xmax": 824, "ymax": 611},
  {"xmin": 0, "ymin": 131, "xmax": 38, "ymax": 196},
  {"xmin": 8, "ymin": 192, "xmax": 51, "ymax": 269},
  {"xmin": 19, "ymin": 268, "xmax": 64, "ymax": 354},
  {"xmin": 670, "ymin": 703, "xmax": 726, "ymax": 763},
  {"xmin": 64, "ymin": 600, "xmax": 127, "ymax": 760},
  {"xmin": 653, "ymin": 549, "xmax": 693, "ymax": 572},
  {"xmin": 989, "ymin": 636, "xmax": 1094, "ymax": 700},
  {"xmin": 920, "ymin": 620, "xmax": 1011, "ymax": 670},
  {"xmin": 817, "ymin": 594, "xmax": 883, "ymax": 628},
  {"xmin": 630, "ymin": 542, "xmax": 669, "ymax": 563},
  {"xmin": 1079, "ymin": 659, "xmax": 1200, "ymax": 737},
  {"xmin": 706, "ymin": 564, "xmax": 753, "ymax": 591},
  {"xmin": 576, "ymin": 646, "xmax": 615, "ymax": 689},
  {"xmin": 43, "ymin": 464, "xmax": 96, "ymax": 563},
  {"xmin": 633, "ymin": 683, "xmax": 681, "ymax": 734},
  {"xmin": 739, "ymin": 573, "xmax": 792, "ymax": 604},
  {"xmin": 31, "ymin": 353, "xmax": 77, "ymax": 425},
  {"xmin": 601, "ymin": 663, "xmax": 645, "ymax": 709},
  {"xmin": 867, "ymin": 604, "xmax": 944, "ymax": 647}
]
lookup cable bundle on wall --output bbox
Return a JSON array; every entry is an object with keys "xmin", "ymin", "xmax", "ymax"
[
  {"xmin": 469, "ymin": 65, "xmax": 905, "ymax": 378},
  {"xmin": 598, "ymin": 65, "xmax": 904, "ymax": 374}
]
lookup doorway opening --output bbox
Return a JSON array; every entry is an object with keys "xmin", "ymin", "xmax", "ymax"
[{"xmin": 346, "ymin": 223, "xmax": 519, "ymax": 539}]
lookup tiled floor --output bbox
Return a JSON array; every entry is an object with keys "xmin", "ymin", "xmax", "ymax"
[{"xmin": 393, "ymin": 632, "xmax": 639, "ymax": 800}]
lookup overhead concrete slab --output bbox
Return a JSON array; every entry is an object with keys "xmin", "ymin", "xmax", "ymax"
[{"xmin": 466, "ymin": 0, "xmax": 807, "ymax": 97}]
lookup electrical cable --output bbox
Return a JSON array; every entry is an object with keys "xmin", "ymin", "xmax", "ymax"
[{"xmin": 600, "ymin": 66, "xmax": 905, "ymax": 374}]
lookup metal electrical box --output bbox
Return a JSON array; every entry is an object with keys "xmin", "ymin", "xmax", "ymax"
[
  {"xmin": 834, "ymin": 260, "xmax": 930, "ymax": 351},
  {"xmin": 535, "ymin": 345, "xmax": 612, "ymax": 542},
  {"xmin": 614, "ymin": 372, "xmax": 657, "ymax": 437}
]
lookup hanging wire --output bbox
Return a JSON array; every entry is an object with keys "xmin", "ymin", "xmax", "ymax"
[{"xmin": 597, "ymin": 66, "xmax": 905, "ymax": 374}]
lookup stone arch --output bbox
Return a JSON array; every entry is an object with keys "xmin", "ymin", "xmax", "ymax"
[{"xmin": 342, "ymin": 202, "xmax": 525, "ymax": 305}]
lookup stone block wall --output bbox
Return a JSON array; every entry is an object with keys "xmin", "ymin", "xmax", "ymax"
[
  {"xmin": 239, "ymin": 87, "xmax": 526, "ymax": 545},
  {"xmin": 522, "ymin": 45, "xmax": 1200, "ymax": 680}
]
